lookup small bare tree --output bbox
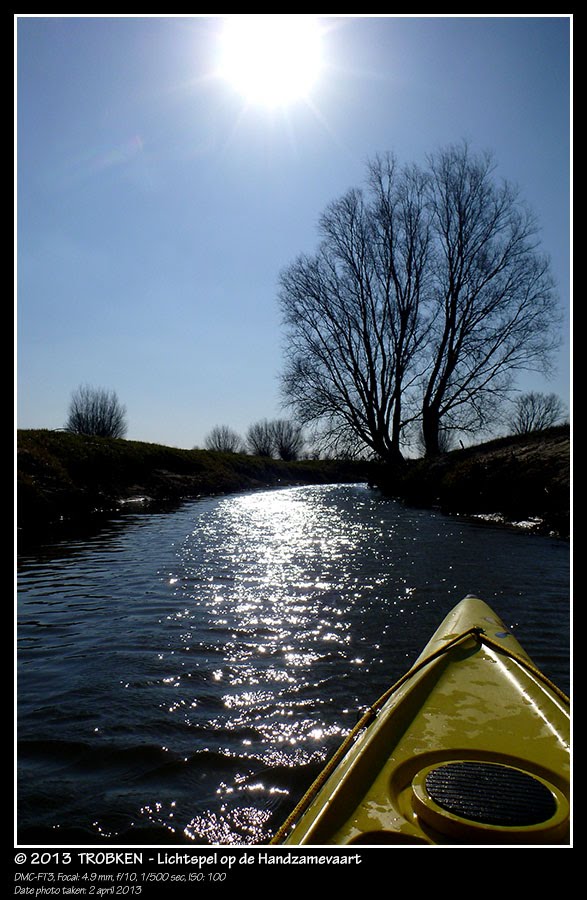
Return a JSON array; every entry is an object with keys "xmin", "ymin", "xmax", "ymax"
[
  {"xmin": 204, "ymin": 425, "xmax": 244, "ymax": 453},
  {"xmin": 65, "ymin": 384, "xmax": 127, "ymax": 438},
  {"xmin": 271, "ymin": 419, "xmax": 304, "ymax": 461},
  {"xmin": 246, "ymin": 420, "xmax": 276, "ymax": 457},
  {"xmin": 508, "ymin": 392, "xmax": 567, "ymax": 434}
]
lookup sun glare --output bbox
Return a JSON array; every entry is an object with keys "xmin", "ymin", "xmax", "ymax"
[{"xmin": 218, "ymin": 15, "xmax": 323, "ymax": 109}]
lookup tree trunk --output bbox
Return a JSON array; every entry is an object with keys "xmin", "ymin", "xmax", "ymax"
[
  {"xmin": 388, "ymin": 399, "xmax": 405, "ymax": 463},
  {"xmin": 422, "ymin": 405, "xmax": 441, "ymax": 458},
  {"xmin": 387, "ymin": 445, "xmax": 405, "ymax": 464}
]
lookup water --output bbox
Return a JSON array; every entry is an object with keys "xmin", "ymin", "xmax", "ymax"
[{"xmin": 16, "ymin": 484, "xmax": 570, "ymax": 846}]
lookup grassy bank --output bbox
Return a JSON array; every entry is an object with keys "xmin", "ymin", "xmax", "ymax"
[
  {"xmin": 17, "ymin": 425, "xmax": 570, "ymax": 541},
  {"xmin": 374, "ymin": 425, "xmax": 570, "ymax": 537},
  {"xmin": 16, "ymin": 429, "xmax": 371, "ymax": 536}
]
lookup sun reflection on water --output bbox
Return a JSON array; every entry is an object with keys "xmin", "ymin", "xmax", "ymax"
[
  {"xmin": 128, "ymin": 485, "xmax": 474, "ymax": 843},
  {"xmin": 147, "ymin": 485, "xmax": 401, "ymax": 841}
]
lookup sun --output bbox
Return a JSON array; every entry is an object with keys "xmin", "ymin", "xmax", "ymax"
[{"xmin": 218, "ymin": 15, "xmax": 323, "ymax": 109}]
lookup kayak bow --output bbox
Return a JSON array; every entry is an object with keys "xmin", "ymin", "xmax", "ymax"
[{"xmin": 273, "ymin": 595, "xmax": 570, "ymax": 846}]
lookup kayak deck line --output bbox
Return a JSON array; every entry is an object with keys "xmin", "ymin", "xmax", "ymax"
[{"xmin": 271, "ymin": 596, "xmax": 570, "ymax": 846}]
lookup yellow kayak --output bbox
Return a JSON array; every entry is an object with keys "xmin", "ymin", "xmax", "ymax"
[{"xmin": 272, "ymin": 595, "xmax": 570, "ymax": 846}]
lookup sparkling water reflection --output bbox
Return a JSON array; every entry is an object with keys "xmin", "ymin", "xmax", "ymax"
[{"xmin": 17, "ymin": 484, "xmax": 570, "ymax": 845}]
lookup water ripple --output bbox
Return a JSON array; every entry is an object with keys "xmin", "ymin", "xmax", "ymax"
[{"xmin": 17, "ymin": 484, "xmax": 570, "ymax": 844}]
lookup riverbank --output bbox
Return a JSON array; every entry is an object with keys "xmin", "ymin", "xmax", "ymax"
[
  {"xmin": 16, "ymin": 429, "xmax": 370, "ymax": 538},
  {"xmin": 374, "ymin": 425, "xmax": 570, "ymax": 538},
  {"xmin": 17, "ymin": 425, "xmax": 570, "ymax": 541}
]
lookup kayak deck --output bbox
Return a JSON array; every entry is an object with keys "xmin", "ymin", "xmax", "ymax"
[{"xmin": 273, "ymin": 596, "xmax": 570, "ymax": 845}]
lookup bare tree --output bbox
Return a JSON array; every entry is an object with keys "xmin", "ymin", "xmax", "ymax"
[
  {"xmin": 65, "ymin": 384, "xmax": 127, "ymax": 438},
  {"xmin": 508, "ymin": 392, "xmax": 567, "ymax": 434},
  {"xmin": 271, "ymin": 419, "xmax": 304, "ymax": 461},
  {"xmin": 279, "ymin": 144, "xmax": 560, "ymax": 461},
  {"xmin": 246, "ymin": 420, "xmax": 276, "ymax": 457},
  {"xmin": 204, "ymin": 425, "xmax": 244, "ymax": 453},
  {"xmin": 420, "ymin": 143, "xmax": 559, "ymax": 456},
  {"xmin": 279, "ymin": 155, "xmax": 430, "ymax": 463}
]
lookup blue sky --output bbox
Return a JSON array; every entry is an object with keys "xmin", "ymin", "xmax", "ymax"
[{"xmin": 17, "ymin": 15, "xmax": 571, "ymax": 449}]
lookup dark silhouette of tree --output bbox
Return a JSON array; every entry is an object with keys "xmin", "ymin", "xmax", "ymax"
[
  {"xmin": 271, "ymin": 419, "xmax": 304, "ymax": 461},
  {"xmin": 244, "ymin": 418, "xmax": 304, "ymax": 459},
  {"xmin": 420, "ymin": 143, "xmax": 559, "ymax": 456},
  {"xmin": 65, "ymin": 384, "xmax": 127, "ymax": 438},
  {"xmin": 508, "ymin": 391, "xmax": 567, "ymax": 434},
  {"xmin": 246, "ymin": 419, "xmax": 276, "ymax": 457},
  {"xmin": 204, "ymin": 425, "xmax": 244, "ymax": 453},
  {"xmin": 279, "ymin": 154, "xmax": 429, "ymax": 463},
  {"xmin": 279, "ymin": 143, "xmax": 560, "ymax": 460}
]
